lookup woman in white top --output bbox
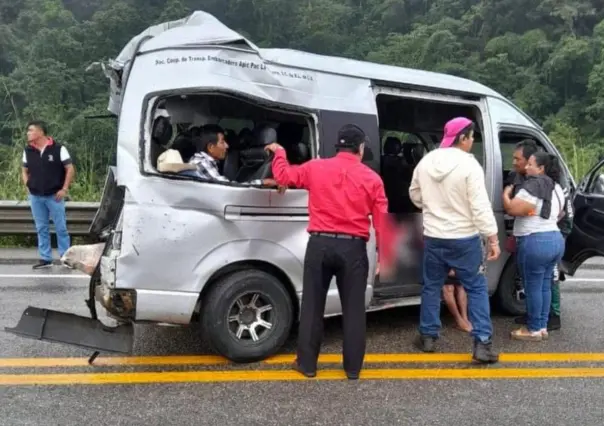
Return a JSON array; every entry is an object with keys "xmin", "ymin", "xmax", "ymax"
[{"xmin": 502, "ymin": 152, "xmax": 565, "ymax": 341}]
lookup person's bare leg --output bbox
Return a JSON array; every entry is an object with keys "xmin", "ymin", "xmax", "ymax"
[
  {"xmin": 455, "ymin": 285, "xmax": 472, "ymax": 332},
  {"xmin": 443, "ymin": 284, "xmax": 465, "ymax": 329}
]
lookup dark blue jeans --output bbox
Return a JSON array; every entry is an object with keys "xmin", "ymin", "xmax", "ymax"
[
  {"xmin": 516, "ymin": 231, "xmax": 564, "ymax": 332},
  {"xmin": 29, "ymin": 194, "xmax": 70, "ymax": 261},
  {"xmin": 419, "ymin": 235, "xmax": 493, "ymax": 343}
]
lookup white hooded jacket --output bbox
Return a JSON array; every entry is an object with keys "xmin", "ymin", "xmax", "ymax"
[{"xmin": 409, "ymin": 147, "xmax": 497, "ymax": 239}]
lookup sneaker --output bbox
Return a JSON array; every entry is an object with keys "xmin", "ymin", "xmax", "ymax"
[
  {"xmin": 472, "ymin": 340, "xmax": 499, "ymax": 364},
  {"xmin": 32, "ymin": 260, "xmax": 52, "ymax": 269},
  {"xmin": 540, "ymin": 329, "xmax": 549, "ymax": 340},
  {"xmin": 414, "ymin": 335, "xmax": 437, "ymax": 353},
  {"xmin": 547, "ymin": 314, "xmax": 561, "ymax": 331},
  {"xmin": 510, "ymin": 326, "xmax": 543, "ymax": 341}
]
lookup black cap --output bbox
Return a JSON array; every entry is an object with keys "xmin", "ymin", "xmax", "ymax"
[{"xmin": 336, "ymin": 124, "xmax": 367, "ymax": 148}]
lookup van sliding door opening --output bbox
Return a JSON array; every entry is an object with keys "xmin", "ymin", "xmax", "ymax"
[{"xmin": 371, "ymin": 92, "xmax": 486, "ymax": 301}]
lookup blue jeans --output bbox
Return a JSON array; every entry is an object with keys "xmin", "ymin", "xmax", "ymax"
[
  {"xmin": 516, "ymin": 231, "xmax": 564, "ymax": 332},
  {"xmin": 29, "ymin": 194, "xmax": 70, "ymax": 261},
  {"xmin": 419, "ymin": 235, "xmax": 493, "ymax": 343}
]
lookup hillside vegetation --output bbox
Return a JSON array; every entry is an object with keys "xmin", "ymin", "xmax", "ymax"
[{"xmin": 1, "ymin": 0, "xmax": 604, "ymax": 201}]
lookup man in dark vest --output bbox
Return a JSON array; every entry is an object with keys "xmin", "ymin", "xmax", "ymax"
[{"xmin": 21, "ymin": 121, "xmax": 75, "ymax": 269}]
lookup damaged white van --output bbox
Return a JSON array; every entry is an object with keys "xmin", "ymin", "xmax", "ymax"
[{"xmin": 8, "ymin": 10, "xmax": 601, "ymax": 363}]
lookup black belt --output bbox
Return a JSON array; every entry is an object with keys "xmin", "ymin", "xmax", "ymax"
[{"xmin": 310, "ymin": 232, "xmax": 367, "ymax": 241}]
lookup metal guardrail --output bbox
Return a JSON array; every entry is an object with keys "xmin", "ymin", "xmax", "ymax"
[{"xmin": 0, "ymin": 201, "xmax": 99, "ymax": 236}]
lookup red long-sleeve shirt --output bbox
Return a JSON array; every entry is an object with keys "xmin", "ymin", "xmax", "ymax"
[{"xmin": 271, "ymin": 148, "xmax": 389, "ymax": 250}]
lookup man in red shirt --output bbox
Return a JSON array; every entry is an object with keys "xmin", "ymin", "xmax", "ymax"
[{"xmin": 265, "ymin": 124, "xmax": 388, "ymax": 380}]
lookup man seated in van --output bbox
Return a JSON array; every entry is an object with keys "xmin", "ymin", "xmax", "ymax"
[{"xmin": 188, "ymin": 124, "xmax": 284, "ymax": 191}]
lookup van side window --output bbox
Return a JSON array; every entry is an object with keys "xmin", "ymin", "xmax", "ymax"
[
  {"xmin": 469, "ymin": 131, "xmax": 484, "ymax": 167},
  {"xmin": 145, "ymin": 94, "xmax": 315, "ymax": 186},
  {"xmin": 375, "ymin": 93, "xmax": 485, "ymax": 214},
  {"xmin": 499, "ymin": 132, "xmax": 543, "ymax": 184},
  {"xmin": 586, "ymin": 162, "xmax": 604, "ymax": 195},
  {"xmin": 499, "ymin": 131, "xmax": 571, "ymax": 189}
]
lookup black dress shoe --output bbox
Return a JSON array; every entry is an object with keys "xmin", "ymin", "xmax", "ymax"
[
  {"xmin": 414, "ymin": 335, "xmax": 437, "ymax": 353},
  {"xmin": 292, "ymin": 361, "xmax": 316, "ymax": 378},
  {"xmin": 345, "ymin": 371, "xmax": 359, "ymax": 380}
]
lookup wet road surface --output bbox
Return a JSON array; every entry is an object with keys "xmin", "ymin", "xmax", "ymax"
[{"xmin": 0, "ymin": 262, "xmax": 603, "ymax": 425}]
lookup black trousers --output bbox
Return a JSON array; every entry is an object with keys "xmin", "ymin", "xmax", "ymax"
[{"xmin": 296, "ymin": 234, "xmax": 369, "ymax": 373}]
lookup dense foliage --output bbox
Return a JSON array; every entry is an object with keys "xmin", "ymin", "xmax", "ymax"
[{"xmin": 1, "ymin": 0, "xmax": 604, "ymax": 201}]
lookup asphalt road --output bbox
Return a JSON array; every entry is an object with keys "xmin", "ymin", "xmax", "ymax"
[{"xmin": 0, "ymin": 261, "xmax": 603, "ymax": 426}]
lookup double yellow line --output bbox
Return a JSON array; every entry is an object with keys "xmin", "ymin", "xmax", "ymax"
[{"xmin": 2, "ymin": 352, "xmax": 604, "ymax": 385}]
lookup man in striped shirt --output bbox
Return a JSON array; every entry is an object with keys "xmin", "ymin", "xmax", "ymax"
[{"xmin": 188, "ymin": 124, "xmax": 283, "ymax": 190}]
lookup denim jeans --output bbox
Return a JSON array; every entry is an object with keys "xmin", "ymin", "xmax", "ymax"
[
  {"xmin": 29, "ymin": 194, "xmax": 70, "ymax": 261},
  {"xmin": 516, "ymin": 231, "xmax": 564, "ymax": 332},
  {"xmin": 419, "ymin": 235, "xmax": 493, "ymax": 343}
]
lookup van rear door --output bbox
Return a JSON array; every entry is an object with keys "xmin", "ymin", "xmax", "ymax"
[
  {"xmin": 562, "ymin": 159, "xmax": 604, "ymax": 275},
  {"xmin": 89, "ymin": 166, "xmax": 125, "ymax": 242}
]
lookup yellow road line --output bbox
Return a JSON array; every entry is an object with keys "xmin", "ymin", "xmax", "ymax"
[
  {"xmin": 2, "ymin": 368, "xmax": 604, "ymax": 385},
  {"xmin": 3, "ymin": 353, "xmax": 604, "ymax": 368}
]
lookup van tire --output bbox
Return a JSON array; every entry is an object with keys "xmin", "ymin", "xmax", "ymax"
[
  {"xmin": 495, "ymin": 258, "xmax": 527, "ymax": 316},
  {"xmin": 201, "ymin": 270, "xmax": 294, "ymax": 363}
]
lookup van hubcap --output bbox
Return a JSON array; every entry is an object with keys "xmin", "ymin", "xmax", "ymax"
[{"xmin": 227, "ymin": 293, "xmax": 274, "ymax": 342}]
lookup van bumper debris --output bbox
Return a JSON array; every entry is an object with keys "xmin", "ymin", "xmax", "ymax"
[{"xmin": 5, "ymin": 306, "xmax": 133, "ymax": 354}]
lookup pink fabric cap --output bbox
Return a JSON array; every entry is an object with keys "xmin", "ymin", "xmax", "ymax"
[{"xmin": 440, "ymin": 117, "xmax": 473, "ymax": 148}]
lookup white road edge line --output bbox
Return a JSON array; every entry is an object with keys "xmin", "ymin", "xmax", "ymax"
[
  {"xmin": 0, "ymin": 274, "xmax": 89, "ymax": 279},
  {"xmin": 0, "ymin": 275, "xmax": 599, "ymax": 282}
]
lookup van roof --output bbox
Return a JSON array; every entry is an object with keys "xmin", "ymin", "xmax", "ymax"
[{"xmin": 113, "ymin": 11, "xmax": 502, "ymax": 100}]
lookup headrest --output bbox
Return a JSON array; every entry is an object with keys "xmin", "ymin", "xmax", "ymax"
[
  {"xmin": 403, "ymin": 142, "xmax": 425, "ymax": 164},
  {"xmin": 402, "ymin": 143, "xmax": 416, "ymax": 165},
  {"xmin": 190, "ymin": 126, "xmax": 202, "ymax": 138},
  {"xmin": 224, "ymin": 128, "xmax": 238, "ymax": 148},
  {"xmin": 278, "ymin": 122, "xmax": 304, "ymax": 143},
  {"xmin": 295, "ymin": 142, "xmax": 310, "ymax": 163},
  {"xmin": 383, "ymin": 137, "xmax": 402, "ymax": 155},
  {"xmin": 252, "ymin": 125, "xmax": 277, "ymax": 147},
  {"xmin": 238, "ymin": 128, "xmax": 254, "ymax": 149},
  {"xmin": 411, "ymin": 143, "xmax": 425, "ymax": 163},
  {"xmin": 152, "ymin": 116, "xmax": 173, "ymax": 146},
  {"xmin": 240, "ymin": 146, "xmax": 271, "ymax": 163}
]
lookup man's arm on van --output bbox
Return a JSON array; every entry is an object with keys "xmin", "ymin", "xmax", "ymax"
[
  {"xmin": 466, "ymin": 161, "xmax": 500, "ymax": 260},
  {"xmin": 266, "ymin": 143, "xmax": 310, "ymax": 189},
  {"xmin": 408, "ymin": 167, "xmax": 422, "ymax": 209}
]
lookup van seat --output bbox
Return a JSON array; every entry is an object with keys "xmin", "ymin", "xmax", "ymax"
[
  {"xmin": 381, "ymin": 137, "xmax": 406, "ymax": 213},
  {"xmin": 223, "ymin": 128, "xmax": 243, "ymax": 180},
  {"xmin": 236, "ymin": 125, "xmax": 276, "ymax": 182},
  {"xmin": 150, "ymin": 116, "xmax": 174, "ymax": 169}
]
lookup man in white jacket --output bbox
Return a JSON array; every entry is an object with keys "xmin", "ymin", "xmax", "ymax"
[{"xmin": 409, "ymin": 117, "xmax": 501, "ymax": 364}]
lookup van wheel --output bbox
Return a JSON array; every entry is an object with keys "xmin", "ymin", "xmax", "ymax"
[
  {"xmin": 201, "ymin": 270, "xmax": 294, "ymax": 363},
  {"xmin": 495, "ymin": 257, "xmax": 527, "ymax": 316}
]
